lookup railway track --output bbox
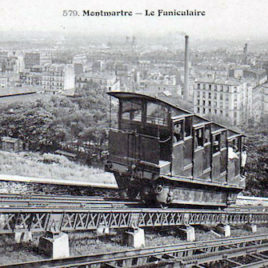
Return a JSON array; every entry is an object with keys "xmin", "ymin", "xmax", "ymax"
[
  {"xmin": 237, "ymin": 195, "xmax": 268, "ymax": 207},
  {"xmin": 1, "ymin": 193, "xmax": 267, "ymax": 210},
  {"xmin": 2, "ymin": 234, "xmax": 268, "ymax": 267},
  {"xmin": 0, "ymin": 193, "xmax": 268, "ymax": 236},
  {"xmin": 0, "ymin": 193, "xmax": 140, "ymax": 209}
]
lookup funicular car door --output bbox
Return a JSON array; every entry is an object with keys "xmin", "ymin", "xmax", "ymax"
[
  {"xmin": 193, "ymin": 125, "xmax": 205, "ymax": 178},
  {"xmin": 172, "ymin": 118, "xmax": 185, "ymax": 176},
  {"xmin": 183, "ymin": 116, "xmax": 193, "ymax": 177},
  {"xmin": 127, "ymin": 131, "xmax": 137, "ymax": 161},
  {"xmin": 219, "ymin": 130, "xmax": 228, "ymax": 181},
  {"xmin": 227, "ymin": 135, "xmax": 241, "ymax": 185},
  {"xmin": 203, "ymin": 123, "xmax": 212, "ymax": 180},
  {"xmin": 211, "ymin": 129, "xmax": 227, "ymax": 183}
]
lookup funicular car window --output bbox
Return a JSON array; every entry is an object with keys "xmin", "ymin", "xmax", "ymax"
[
  {"xmin": 185, "ymin": 117, "xmax": 192, "ymax": 137},
  {"xmin": 194, "ymin": 128, "xmax": 204, "ymax": 149},
  {"xmin": 121, "ymin": 99, "xmax": 142, "ymax": 122},
  {"xmin": 173, "ymin": 121, "xmax": 184, "ymax": 142},
  {"xmin": 146, "ymin": 102, "xmax": 168, "ymax": 126},
  {"xmin": 171, "ymin": 108, "xmax": 187, "ymax": 117},
  {"xmin": 231, "ymin": 138, "xmax": 240, "ymax": 153},
  {"xmin": 221, "ymin": 132, "xmax": 227, "ymax": 149},
  {"xmin": 205, "ymin": 125, "xmax": 211, "ymax": 143},
  {"xmin": 213, "ymin": 134, "xmax": 221, "ymax": 153},
  {"xmin": 203, "ymin": 124, "xmax": 211, "ymax": 172},
  {"xmin": 228, "ymin": 137, "xmax": 241, "ymax": 177}
]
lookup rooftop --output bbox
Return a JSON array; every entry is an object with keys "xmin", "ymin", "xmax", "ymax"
[
  {"xmin": 77, "ymin": 72, "xmax": 116, "ymax": 80},
  {"xmin": 195, "ymin": 78, "xmax": 242, "ymax": 86},
  {"xmin": 0, "ymin": 86, "xmax": 41, "ymax": 97},
  {"xmin": 1, "ymin": 136, "xmax": 21, "ymax": 143}
]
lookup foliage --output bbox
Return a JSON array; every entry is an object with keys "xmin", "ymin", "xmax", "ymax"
[
  {"xmin": 0, "ymin": 86, "xmax": 111, "ymax": 151},
  {"xmin": 243, "ymin": 124, "xmax": 268, "ymax": 196}
]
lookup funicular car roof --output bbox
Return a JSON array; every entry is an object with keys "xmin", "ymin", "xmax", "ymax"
[
  {"xmin": 107, "ymin": 91, "xmax": 244, "ymax": 136},
  {"xmin": 108, "ymin": 91, "xmax": 192, "ymax": 114}
]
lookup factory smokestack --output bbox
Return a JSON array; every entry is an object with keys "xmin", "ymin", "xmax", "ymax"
[
  {"xmin": 184, "ymin": 35, "xmax": 189, "ymax": 100},
  {"xmin": 243, "ymin": 43, "xmax": 248, "ymax": 64}
]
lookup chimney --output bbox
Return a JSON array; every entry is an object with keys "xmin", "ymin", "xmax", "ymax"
[
  {"xmin": 243, "ymin": 43, "xmax": 248, "ymax": 64},
  {"xmin": 184, "ymin": 35, "xmax": 189, "ymax": 100}
]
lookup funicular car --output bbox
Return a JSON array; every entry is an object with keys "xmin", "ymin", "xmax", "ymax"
[{"xmin": 105, "ymin": 91, "xmax": 245, "ymax": 207}]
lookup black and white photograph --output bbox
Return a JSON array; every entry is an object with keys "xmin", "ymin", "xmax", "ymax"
[{"xmin": 0, "ymin": 0, "xmax": 267, "ymax": 267}]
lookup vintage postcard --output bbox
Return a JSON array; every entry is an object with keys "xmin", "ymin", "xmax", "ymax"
[{"xmin": 0, "ymin": 0, "xmax": 267, "ymax": 266}]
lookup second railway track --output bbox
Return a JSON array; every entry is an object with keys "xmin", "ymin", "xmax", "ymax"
[
  {"xmin": 2, "ymin": 234, "xmax": 268, "ymax": 268},
  {"xmin": 0, "ymin": 193, "xmax": 141, "ymax": 209}
]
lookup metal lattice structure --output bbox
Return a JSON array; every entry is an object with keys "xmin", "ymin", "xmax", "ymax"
[{"xmin": 1, "ymin": 207, "xmax": 268, "ymax": 234}]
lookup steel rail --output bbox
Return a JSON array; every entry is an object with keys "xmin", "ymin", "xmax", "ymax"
[
  {"xmin": 0, "ymin": 193, "xmax": 128, "ymax": 203},
  {"xmin": 0, "ymin": 206, "xmax": 268, "ymax": 234},
  {"xmin": 0, "ymin": 193, "xmax": 119, "ymax": 201},
  {"xmin": 1, "ymin": 193, "xmax": 268, "ymax": 214},
  {"xmin": 2, "ymin": 234, "xmax": 268, "ymax": 267},
  {"xmin": 0, "ymin": 193, "xmax": 140, "ymax": 208}
]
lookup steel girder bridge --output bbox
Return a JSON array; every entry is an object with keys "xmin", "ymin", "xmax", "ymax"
[{"xmin": 0, "ymin": 207, "xmax": 268, "ymax": 234}]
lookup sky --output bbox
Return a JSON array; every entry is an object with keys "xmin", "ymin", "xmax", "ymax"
[{"xmin": 0, "ymin": 0, "xmax": 267, "ymax": 41}]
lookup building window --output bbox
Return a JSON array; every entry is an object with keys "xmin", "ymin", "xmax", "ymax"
[
  {"xmin": 197, "ymin": 83, "xmax": 200, "ymax": 89},
  {"xmin": 203, "ymin": 100, "xmax": 205, "ymax": 106},
  {"xmin": 234, "ymin": 94, "xmax": 237, "ymax": 101},
  {"xmin": 209, "ymin": 84, "xmax": 211, "ymax": 90},
  {"xmin": 209, "ymin": 92, "xmax": 211, "ymax": 98}
]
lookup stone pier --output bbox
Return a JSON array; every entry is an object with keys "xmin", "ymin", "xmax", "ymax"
[
  {"xmin": 245, "ymin": 224, "xmax": 257, "ymax": 233},
  {"xmin": 124, "ymin": 228, "xmax": 145, "ymax": 248},
  {"xmin": 96, "ymin": 226, "xmax": 110, "ymax": 236},
  {"xmin": 177, "ymin": 226, "xmax": 195, "ymax": 242},
  {"xmin": 216, "ymin": 224, "xmax": 231, "ymax": 237},
  {"xmin": 38, "ymin": 231, "xmax": 69, "ymax": 259},
  {"xmin": 14, "ymin": 225, "xmax": 33, "ymax": 243}
]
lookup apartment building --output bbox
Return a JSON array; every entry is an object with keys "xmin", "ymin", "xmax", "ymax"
[
  {"xmin": 42, "ymin": 64, "xmax": 64, "ymax": 93},
  {"xmin": 193, "ymin": 79, "xmax": 252, "ymax": 126},
  {"xmin": 24, "ymin": 53, "xmax": 40, "ymax": 69},
  {"xmin": 76, "ymin": 72, "xmax": 120, "ymax": 92}
]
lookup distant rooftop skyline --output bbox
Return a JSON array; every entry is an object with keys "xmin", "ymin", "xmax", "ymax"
[{"xmin": 0, "ymin": 0, "xmax": 267, "ymax": 41}]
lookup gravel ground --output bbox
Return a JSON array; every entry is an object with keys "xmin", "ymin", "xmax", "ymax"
[{"xmin": 1, "ymin": 225, "xmax": 268, "ymax": 266}]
